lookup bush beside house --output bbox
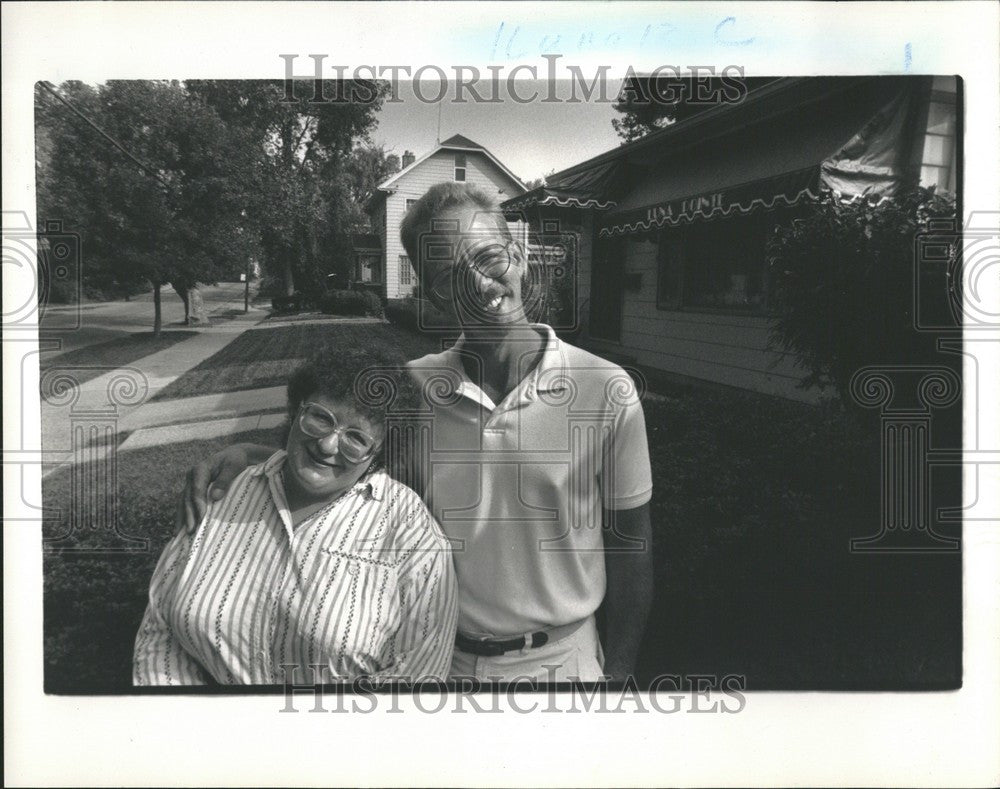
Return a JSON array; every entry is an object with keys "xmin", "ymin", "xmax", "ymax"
[
  {"xmin": 319, "ymin": 289, "xmax": 383, "ymax": 317},
  {"xmin": 767, "ymin": 186, "xmax": 957, "ymax": 404}
]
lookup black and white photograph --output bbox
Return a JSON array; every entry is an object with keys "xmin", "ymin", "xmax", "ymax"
[{"xmin": 4, "ymin": 2, "xmax": 999, "ymax": 786}]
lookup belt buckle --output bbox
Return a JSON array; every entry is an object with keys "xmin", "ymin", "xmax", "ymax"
[
  {"xmin": 486, "ymin": 640, "xmax": 508, "ymax": 657},
  {"xmin": 471, "ymin": 634, "xmax": 504, "ymax": 657}
]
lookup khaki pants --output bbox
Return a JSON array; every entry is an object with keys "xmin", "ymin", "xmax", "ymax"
[{"xmin": 448, "ymin": 616, "xmax": 605, "ymax": 682}]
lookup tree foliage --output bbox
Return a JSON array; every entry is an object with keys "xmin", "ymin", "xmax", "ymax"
[
  {"xmin": 35, "ymin": 78, "xmax": 394, "ymax": 330},
  {"xmin": 766, "ymin": 186, "xmax": 957, "ymax": 402},
  {"xmin": 611, "ymin": 75, "xmax": 779, "ymax": 144},
  {"xmin": 185, "ymin": 80, "xmax": 391, "ymax": 295},
  {"xmin": 36, "ymin": 80, "xmax": 261, "ymax": 331}
]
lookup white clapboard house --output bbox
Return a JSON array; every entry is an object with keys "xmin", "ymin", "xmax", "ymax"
[{"xmin": 366, "ymin": 134, "xmax": 527, "ymax": 301}]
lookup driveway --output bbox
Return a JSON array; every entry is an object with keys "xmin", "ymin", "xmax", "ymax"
[{"xmin": 38, "ymin": 281, "xmax": 251, "ymax": 358}]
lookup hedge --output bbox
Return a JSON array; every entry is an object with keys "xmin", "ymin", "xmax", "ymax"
[{"xmin": 319, "ymin": 288, "xmax": 383, "ymax": 317}]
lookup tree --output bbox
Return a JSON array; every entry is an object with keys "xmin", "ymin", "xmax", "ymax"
[
  {"xmin": 36, "ymin": 80, "xmax": 259, "ymax": 333},
  {"xmin": 341, "ymin": 142, "xmax": 400, "ymax": 208},
  {"xmin": 35, "ymin": 81, "xmax": 145, "ymax": 302},
  {"xmin": 611, "ymin": 75, "xmax": 779, "ymax": 143},
  {"xmin": 185, "ymin": 80, "xmax": 390, "ymax": 295}
]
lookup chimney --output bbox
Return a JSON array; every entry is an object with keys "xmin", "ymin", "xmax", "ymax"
[{"xmin": 402, "ymin": 150, "xmax": 415, "ymax": 169}]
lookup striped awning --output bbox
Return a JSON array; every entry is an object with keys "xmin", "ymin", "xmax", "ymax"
[
  {"xmin": 504, "ymin": 185, "xmax": 617, "ymax": 211},
  {"xmin": 598, "ymin": 166, "xmax": 822, "ymax": 237}
]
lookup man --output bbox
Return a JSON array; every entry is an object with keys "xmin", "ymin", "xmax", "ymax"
[{"xmin": 179, "ymin": 182, "xmax": 653, "ymax": 683}]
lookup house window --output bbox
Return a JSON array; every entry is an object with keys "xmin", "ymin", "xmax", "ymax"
[
  {"xmin": 454, "ymin": 153, "xmax": 467, "ymax": 182},
  {"xmin": 405, "ymin": 198, "xmax": 418, "ymax": 213},
  {"xmin": 357, "ymin": 253, "xmax": 380, "ymax": 283},
  {"xmin": 919, "ymin": 77, "xmax": 958, "ymax": 193},
  {"xmin": 657, "ymin": 214, "xmax": 769, "ymax": 313},
  {"xmin": 398, "ymin": 255, "xmax": 414, "ymax": 286}
]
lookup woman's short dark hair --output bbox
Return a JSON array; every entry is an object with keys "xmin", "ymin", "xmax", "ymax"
[{"xmin": 285, "ymin": 344, "xmax": 424, "ymax": 470}]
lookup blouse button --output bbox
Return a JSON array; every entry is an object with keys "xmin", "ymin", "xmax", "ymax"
[{"xmin": 346, "ymin": 562, "xmax": 358, "ymax": 575}]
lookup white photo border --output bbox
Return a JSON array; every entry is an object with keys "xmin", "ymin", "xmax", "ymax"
[{"xmin": 4, "ymin": 2, "xmax": 999, "ymax": 786}]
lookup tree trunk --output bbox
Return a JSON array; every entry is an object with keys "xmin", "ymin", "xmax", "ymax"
[
  {"xmin": 153, "ymin": 282, "xmax": 162, "ymax": 336},
  {"xmin": 281, "ymin": 119, "xmax": 297, "ymax": 296},
  {"xmin": 172, "ymin": 283, "xmax": 190, "ymax": 323},
  {"xmin": 282, "ymin": 258, "xmax": 295, "ymax": 296},
  {"xmin": 187, "ymin": 284, "xmax": 208, "ymax": 324}
]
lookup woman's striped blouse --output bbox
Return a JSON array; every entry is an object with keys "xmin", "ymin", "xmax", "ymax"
[{"xmin": 134, "ymin": 451, "xmax": 458, "ymax": 685}]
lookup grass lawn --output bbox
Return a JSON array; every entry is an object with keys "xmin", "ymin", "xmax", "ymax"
[
  {"xmin": 151, "ymin": 322, "xmax": 442, "ymax": 401},
  {"xmin": 40, "ymin": 331, "xmax": 198, "ymax": 387},
  {"xmin": 43, "ymin": 425, "xmax": 285, "ymax": 694},
  {"xmin": 43, "ymin": 321, "xmax": 962, "ymax": 692}
]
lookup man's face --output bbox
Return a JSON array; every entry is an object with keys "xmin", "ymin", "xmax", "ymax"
[{"xmin": 420, "ymin": 202, "xmax": 528, "ymax": 328}]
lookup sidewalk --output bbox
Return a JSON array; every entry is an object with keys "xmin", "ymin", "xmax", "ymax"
[
  {"xmin": 116, "ymin": 383, "xmax": 287, "ymax": 452},
  {"xmin": 40, "ymin": 310, "xmax": 399, "ymax": 475},
  {"xmin": 40, "ymin": 306, "xmax": 268, "ymax": 475}
]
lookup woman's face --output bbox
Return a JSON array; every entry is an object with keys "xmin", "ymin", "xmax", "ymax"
[{"xmin": 284, "ymin": 393, "xmax": 383, "ymax": 503}]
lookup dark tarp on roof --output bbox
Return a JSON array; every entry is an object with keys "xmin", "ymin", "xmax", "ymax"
[
  {"xmin": 502, "ymin": 161, "xmax": 621, "ymax": 211},
  {"xmin": 599, "ymin": 78, "xmax": 921, "ymax": 237}
]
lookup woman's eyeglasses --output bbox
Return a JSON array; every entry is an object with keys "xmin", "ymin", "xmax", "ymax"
[
  {"xmin": 298, "ymin": 402, "xmax": 379, "ymax": 465},
  {"xmin": 426, "ymin": 238, "xmax": 516, "ymax": 304}
]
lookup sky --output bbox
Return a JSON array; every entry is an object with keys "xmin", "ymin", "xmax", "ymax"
[{"xmin": 370, "ymin": 80, "xmax": 624, "ymax": 184}]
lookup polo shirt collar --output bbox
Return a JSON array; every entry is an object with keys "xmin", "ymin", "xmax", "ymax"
[
  {"xmin": 530, "ymin": 324, "xmax": 569, "ymax": 394},
  {"xmin": 446, "ymin": 323, "xmax": 568, "ymax": 404}
]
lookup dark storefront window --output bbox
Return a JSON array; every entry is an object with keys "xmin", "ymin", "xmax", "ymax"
[{"xmin": 656, "ymin": 213, "xmax": 778, "ymax": 315}]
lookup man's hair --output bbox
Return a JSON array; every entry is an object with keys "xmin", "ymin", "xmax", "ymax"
[
  {"xmin": 399, "ymin": 181, "xmax": 513, "ymax": 284},
  {"xmin": 284, "ymin": 345, "xmax": 423, "ymax": 469}
]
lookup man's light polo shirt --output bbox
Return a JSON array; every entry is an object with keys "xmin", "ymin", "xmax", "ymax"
[{"xmin": 406, "ymin": 324, "xmax": 653, "ymax": 638}]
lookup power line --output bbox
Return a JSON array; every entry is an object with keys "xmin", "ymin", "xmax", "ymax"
[{"xmin": 38, "ymin": 80, "xmax": 174, "ymax": 193}]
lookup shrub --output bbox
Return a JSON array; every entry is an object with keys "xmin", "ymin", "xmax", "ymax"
[
  {"xmin": 384, "ymin": 298, "xmax": 419, "ymax": 331},
  {"xmin": 358, "ymin": 289, "xmax": 384, "ymax": 317},
  {"xmin": 384, "ymin": 296, "xmax": 458, "ymax": 337},
  {"xmin": 272, "ymin": 293, "xmax": 305, "ymax": 313},
  {"xmin": 767, "ymin": 186, "xmax": 956, "ymax": 403},
  {"xmin": 319, "ymin": 288, "xmax": 383, "ymax": 317},
  {"xmin": 258, "ymin": 273, "xmax": 285, "ymax": 298}
]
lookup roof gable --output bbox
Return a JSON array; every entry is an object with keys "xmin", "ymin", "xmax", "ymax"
[
  {"xmin": 376, "ymin": 136, "xmax": 526, "ymax": 194},
  {"xmin": 439, "ymin": 133, "xmax": 481, "ymax": 149}
]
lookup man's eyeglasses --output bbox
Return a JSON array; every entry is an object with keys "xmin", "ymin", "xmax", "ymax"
[
  {"xmin": 426, "ymin": 237, "xmax": 517, "ymax": 304},
  {"xmin": 298, "ymin": 402, "xmax": 379, "ymax": 465}
]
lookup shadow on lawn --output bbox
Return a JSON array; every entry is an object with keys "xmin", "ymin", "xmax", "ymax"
[
  {"xmin": 150, "ymin": 323, "xmax": 443, "ymax": 402},
  {"xmin": 39, "ymin": 331, "xmax": 199, "ymax": 388}
]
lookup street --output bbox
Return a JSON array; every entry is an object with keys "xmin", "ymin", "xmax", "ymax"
[{"xmin": 38, "ymin": 281, "xmax": 251, "ymax": 358}]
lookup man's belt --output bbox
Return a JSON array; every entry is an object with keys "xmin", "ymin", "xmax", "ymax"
[{"xmin": 455, "ymin": 618, "xmax": 588, "ymax": 657}]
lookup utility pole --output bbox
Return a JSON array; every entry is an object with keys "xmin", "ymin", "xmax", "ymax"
[{"xmin": 244, "ymin": 260, "xmax": 250, "ymax": 313}]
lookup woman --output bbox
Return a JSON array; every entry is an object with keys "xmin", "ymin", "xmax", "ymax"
[{"xmin": 133, "ymin": 347, "xmax": 457, "ymax": 685}]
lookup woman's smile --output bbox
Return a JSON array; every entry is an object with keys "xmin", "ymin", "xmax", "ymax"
[{"xmin": 304, "ymin": 443, "xmax": 342, "ymax": 470}]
